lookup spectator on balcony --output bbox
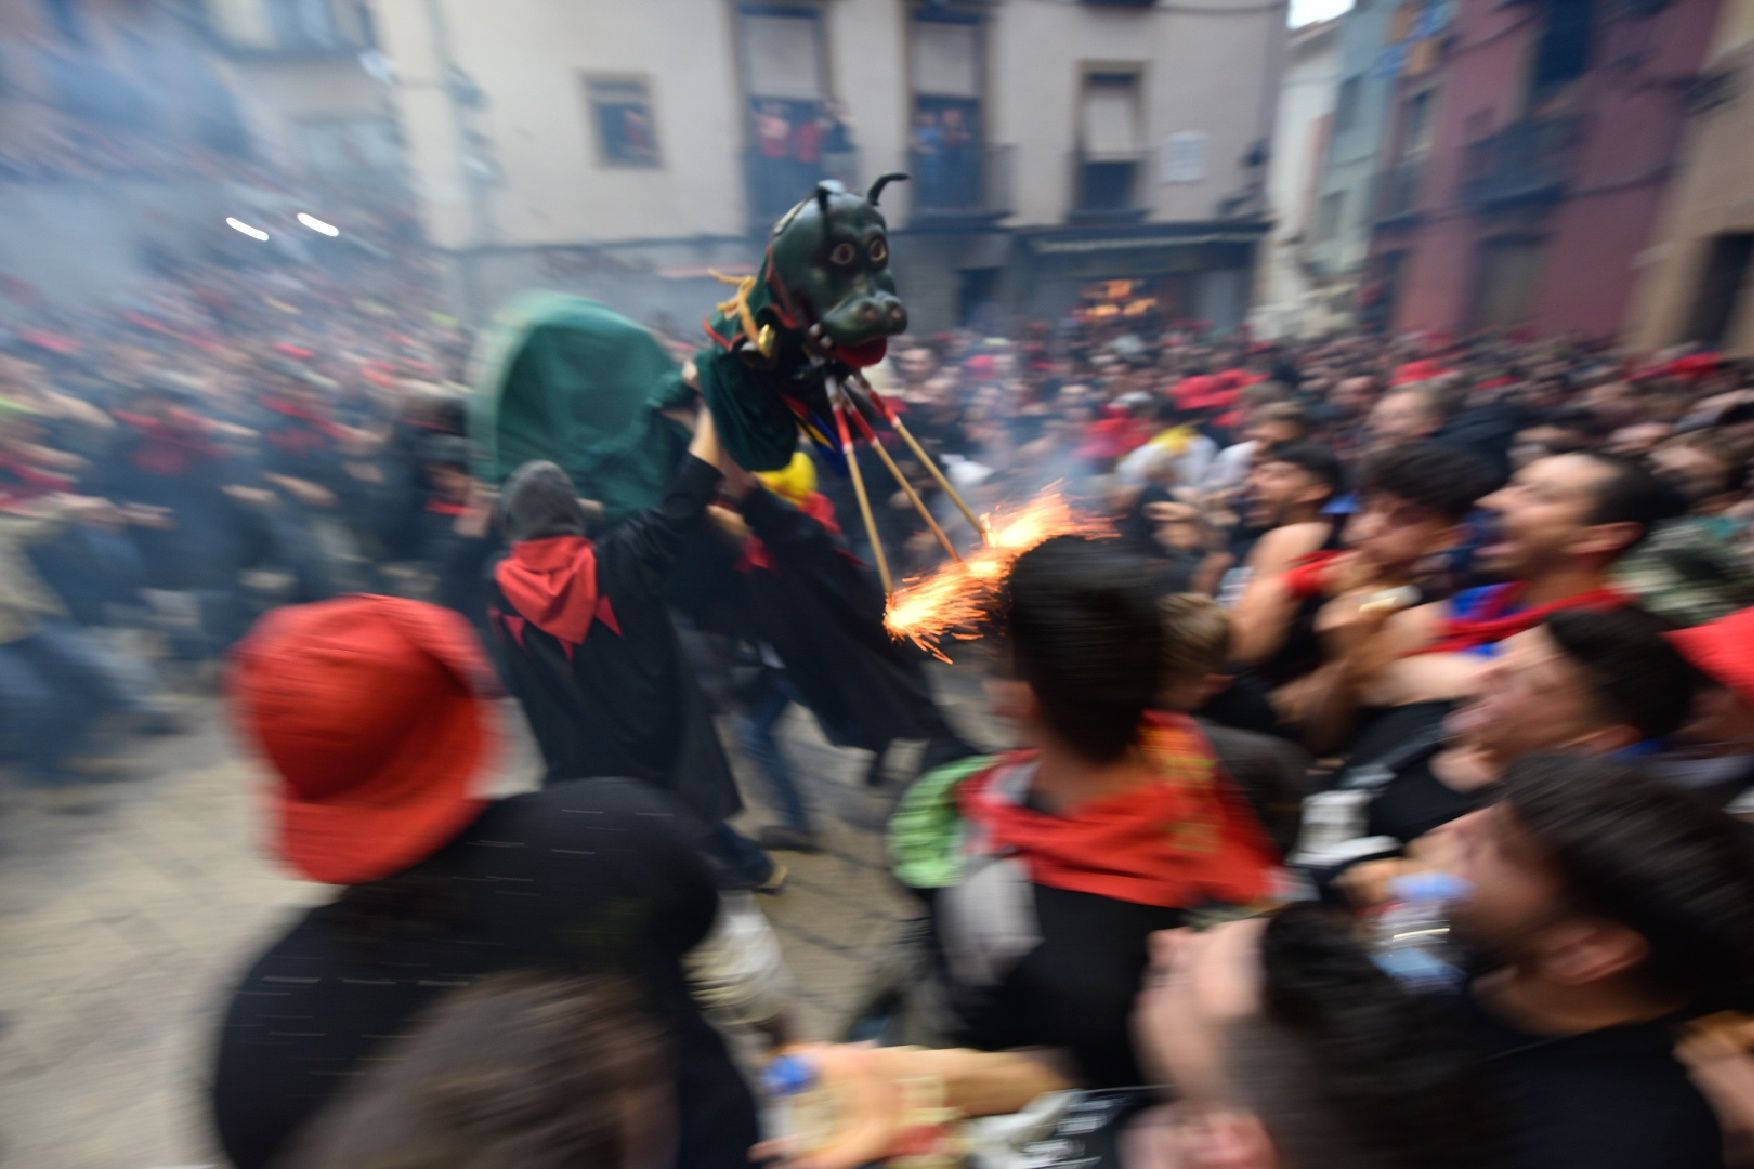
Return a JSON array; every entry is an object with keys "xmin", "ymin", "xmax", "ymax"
[
  {"xmin": 940, "ymin": 106, "xmax": 976, "ymax": 209},
  {"xmin": 912, "ymin": 109, "xmax": 944, "ymax": 210},
  {"xmin": 754, "ymin": 102, "xmax": 793, "ymax": 221},
  {"xmin": 822, "ymin": 100, "xmax": 856, "ymax": 186}
]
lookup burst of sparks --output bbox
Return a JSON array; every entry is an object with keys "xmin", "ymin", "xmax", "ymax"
[{"xmin": 883, "ymin": 489, "xmax": 1113, "ymax": 661}]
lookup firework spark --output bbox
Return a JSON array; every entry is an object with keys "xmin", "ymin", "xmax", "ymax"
[{"xmin": 884, "ymin": 489, "xmax": 1113, "ymax": 661}]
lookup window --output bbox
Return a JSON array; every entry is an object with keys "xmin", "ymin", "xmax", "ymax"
[
  {"xmin": 739, "ymin": 6, "xmax": 831, "ymax": 221},
  {"xmin": 1530, "ymin": 0, "xmax": 1595, "ymax": 103},
  {"xmin": 1335, "ymin": 76, "xmax": 1362, "ymax": 133},
  {"xmin": 1316, "ymin": 191, "xmax": 1346, "ymax": 240},
  {"xmin": 912, "ymin": 11, "xmax": 986, "ymax": 212},
  {"xmin": 741, "ymin": 8, "xmax": 825, "ymax": 101},
  {"xmin": 1162, "ymin": 130, "xmax": 1206, "ymax": 183},
  {"xmin": 1080, "ymin": 70, "xmax": 1145, "ymax": 159},
  {"xmin": 296, "ymin": 118, "xmax": 399, "ymax": 176},
  {"xmin": 1400, "ymin": 89, "xmax": 1436, "ymax": 162},
  {"xmin": 584, "ymin": 76, "xmax": 661, "ymax": 168},
  {"xmin": 267, "ymin": 0, "xmax": 346, "ymax": 48}
]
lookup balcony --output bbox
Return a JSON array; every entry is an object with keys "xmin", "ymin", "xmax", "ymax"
[
  {"xmin": 909, "ymin": 143, "xmax": 1015, "ymax": 228},
  {"xmin": 744, "ymin": 146, "xmax": 862, "ymax": 234},
  {"xmin": 205, "ymin": 0, "xmax": 370, "ymax": 61},
  {"xmin": 1461, "ymin": 116, "xmax": 1585, "ymax": 210},
  {"xmin": 1375, "ymin": 163, "xmax": 1425, "ymax": 223},
  {"xmin": 1070, "ymin": 150, "xmax": 1151, "ymax": 224}
]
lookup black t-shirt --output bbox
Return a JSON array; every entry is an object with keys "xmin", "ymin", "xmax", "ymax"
[
  {"xmin": 1332, "ymin": 701, "xmax": 1486, "ymax": 845},
  {"xmin": 209, "ymin": 780, "xmax": 757, "ymax": 1169},
  {"xmin": 927, "ymin": 845, "xmax": 1186, "ymax": 1089},
  {"xmin": 1467, "ymin": 989, "xmax": 1726, "ymax": 1169}
]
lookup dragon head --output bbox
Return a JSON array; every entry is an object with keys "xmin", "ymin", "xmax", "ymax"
[{"xmin": 766, "ymin": 174, "xmax": 909, "ymax": 368}]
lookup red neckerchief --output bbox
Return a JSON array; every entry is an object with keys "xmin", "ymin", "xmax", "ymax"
[
  {"xmin": 0, "ymin": 450, "xmax": 72, "ymax": 509},
  {"xmin": 115, "ymin": 410, "xmax": 219, "ymax": 476},
  {"xmin": 426, "ymin": 498, "xmax": 469, "ymax": 517},
  {"xmin": 958, "ymin": 713, "xmax": 1279, "ymax": 909},
  {"xmin": 740, "ymin": 491, "xmax": 841, "ymax": 572},
  {"xmin": 1282, "ymin": 550, "xmax": 1344, "ymax": 601},
  {"xmin": 263, "ymin": 396, "xmax": 346, "ymax": 440},
  {"xmin": 495, "ymin": 535, "xmax": 622, "ymax": 646},
  {"xmin": 1417, "ymin": 582, "xmax": 1630, "ymax": 656}
]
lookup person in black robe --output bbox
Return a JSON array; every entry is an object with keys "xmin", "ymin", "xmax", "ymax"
[
  {"xmin": 726, "ymin": 471, "xmax": 975, "ymax": 818},
  {"xmin": 489, "ymin": 406, "xmax": 780, "ymax": 892}
]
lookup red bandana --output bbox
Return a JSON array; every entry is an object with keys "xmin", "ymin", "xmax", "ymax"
[
  {"xmin": 495, "ymin": 535, "xmax": 622, "ymax": 646},
  {"xmin": 1418, "ymin": 582, "xmax": 1629, "ymax": 656},
  {"xmin": 958, "ymin": 714, "xmax": 1279, "ymax": 909}
]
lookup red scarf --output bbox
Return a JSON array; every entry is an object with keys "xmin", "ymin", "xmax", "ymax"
[
  {"xmin": 115, "ymin": 410, "xmax": 219, "ymax": 476},
  {"xmin": 1418, "ymin": 582, "xmax": 1629, "ymax": 656},
  {"xmin": 495, "ymin": 535, "xmax": 621, "ymax": 645},
  {"xmin": 0, "ymin": 450, "xmax": 72, "ymax": 510},
  {"xmin": 740, "ymin": 492, "xmax": 841, "ymax": 572},
  {"xmin": 958, "ymin": 714, "xmax": 1278, "ymax": 909}
]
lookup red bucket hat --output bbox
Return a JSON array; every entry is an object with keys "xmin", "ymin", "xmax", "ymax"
[
  {"xmin": 1669, "ymin": 605, "xmax": 1754, "ymax": 710},
  {"xmin": 229, "ymin": 595, "xmax": 500, "ymax": 884}
]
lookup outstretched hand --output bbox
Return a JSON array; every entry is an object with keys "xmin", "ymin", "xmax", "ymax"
[{"xmin": 751, "ymin": 1043, "xmax": 914, "ymax": 1169}]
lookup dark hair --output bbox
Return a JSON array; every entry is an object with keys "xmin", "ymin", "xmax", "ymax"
[
  {"xmin": 1501, "ymin": 754, "xmax": 1754, "ymax": 1013},
  {"xmin": 1545, "ymin": 405, "xmax": 1607, "ymax": 441},
  {"xmin": 1001, "ymin": 535, "xmax": 1166, "ymax": 763},
  {"xmin": 1235, "ymin": 903, "xmax": 1489, "ymax": 1169},
  {"xmin": 1259, "ymin": 441, "xmax": 1344, "ymax": 497},
  {"xmin": 277, "ymin": 973, "xmax": 666, "ymax": 1169},
  {"xmin": 1542, "ymin": 606, "xmax": 1699, "ymax": 742},
  {"xmin": 502, "ymin": 459, "xmax": 588, "ymax": 541},
  {"xmin": 1575, "ymin": 452, "xmax": 1687, "ymax": 545},
  {"xmin": 1361, "ymin": 442, "xmax": 1491, "ymax": 523}
]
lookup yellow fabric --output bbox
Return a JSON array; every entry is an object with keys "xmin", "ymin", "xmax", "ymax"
[
  {"xmin": 1149, "ymin": 425, "xmax": 1196, "ymax": 457},
  {"xmin": 758, "ymin": 451, "xmax": 817, "ymax": 504}
]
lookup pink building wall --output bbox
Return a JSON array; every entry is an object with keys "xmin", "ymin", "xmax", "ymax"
[{"xmin": 1377, "ymin": 0, "xmax": 1723, "ymax": 338}]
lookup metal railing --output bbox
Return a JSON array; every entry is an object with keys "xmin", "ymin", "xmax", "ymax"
[
  {"xmin": 909, "ymin": 142, "xmax": 1015, "ymax": 222},
  {"xmin": 743, "ymin": 145, "xmax": 862, "ymax": 232},
  {"xmin": 1461, "ymin": 115, "xmax": 1585, "ymax": 209},
  {"xmin": 1375, "ymin": 162, "xmax": 1425, "ymax": 221},
  {"xmin": 1070, "ymin": 150, "xmax": 1151, "ymax": 220}
]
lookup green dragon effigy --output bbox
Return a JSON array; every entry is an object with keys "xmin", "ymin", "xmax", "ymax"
[{"xmin": 472, "ymin": 172, "xmax": 982, "ymax": 587}]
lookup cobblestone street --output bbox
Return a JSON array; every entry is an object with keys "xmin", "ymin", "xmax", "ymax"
[{"xmin": 0, "ymin": 671, "xmax": 994, "ymax": 1169}]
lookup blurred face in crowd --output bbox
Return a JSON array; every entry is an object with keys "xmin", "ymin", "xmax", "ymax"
[
  {"xmin": 1478, "ymin": 454, "xmax": 1624, "ymax": 579},
  {"xmin": 1331, "ymin": 376, "xmax": 1375, "ymax": 419},
  {"xmin": 1346, "ymin": 489, "xmax": 1459, "ymax": 576},
  {"xmin": 1248, "ymin": 457, "xmax": 1329, "ymax": 529},
  {"xmin": 1446, "ymin": 803, "xmax": 1575, "ymax": 967},
  {"xmin": 1650, "ymin": 440, "xmax": 1734, "ymax": 513},
  {"xmin": 1244, "ymin": 410, "xmax": 1302, "ymax": 451},
  {"xmin": 1605, "ymin": 421, "xmax": 1671, "ymax": 458},
  {"xmin": 1135, "ymin": 918, "xmax": 1271, "ymax": 1133},
  {"xmin": 1449, "ymin": 626, "xmax": 1632, "ymax": 762},
  {"xmin": 1367, "ymin": 389, "xmax": 1440, "ymax": 450}
]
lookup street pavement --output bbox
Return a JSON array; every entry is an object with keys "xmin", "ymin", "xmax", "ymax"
[{"xmin": 0, "ymin": 671, "xmax": 996, "ymax": 1169}]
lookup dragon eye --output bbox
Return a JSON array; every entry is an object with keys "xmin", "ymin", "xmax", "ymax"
[
  {"xmin": 829, "ymin": 241, "xmax": 856, "ymax": 266},
  {"xmin": 869, "ymin": 237, "xmax": 889, "ymax": 265}
]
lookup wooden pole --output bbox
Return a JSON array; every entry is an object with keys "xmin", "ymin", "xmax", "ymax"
[
  {"xmin": 857, "ymin": 378, "xmax": 987, "ymax": 541},
  {"xmin": 833, "ymin": 396, "xmax": 892, "ymax": 594},
  {"xmin": 845, "ymin": 399, "xmax": 963, "ymax": 564}
]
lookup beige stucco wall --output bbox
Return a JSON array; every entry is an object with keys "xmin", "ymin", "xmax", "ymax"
[
  {"xmin": 214, "ymin": 58, "xmax": 387, "ymax": 174},
  {"xmin": 372, "ymin": 0, "xmax": 748, "ymax": 250},
  {"xmin": 1253, "ymin": 17, "xmax": 1340, "ymax": 337},
  {"xmin": 1626, "ymin": 0, "xmax": 1754, "ymax": 355},
  {"xmin": 990, "ymin": 0, "xmax": 1287, "ymax": 226}
]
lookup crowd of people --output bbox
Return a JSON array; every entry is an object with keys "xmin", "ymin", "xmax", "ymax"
[{"xmin": 7, "ymin": 216, "xmax": 1754, "ymax": 1168}]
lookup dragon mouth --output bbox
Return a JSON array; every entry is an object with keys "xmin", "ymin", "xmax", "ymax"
[{"xmin": 833, "ymin": 336, "xmax": 890, "ymax": 368}]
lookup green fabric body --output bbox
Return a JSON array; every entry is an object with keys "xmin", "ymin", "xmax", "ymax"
[
  {"xmin": 470, "ymin": 293, "xmax": 688, "ymax": 518},
  {"xmin": 887, "ymin": 754, "xmax": 998, "ymax": 891}
]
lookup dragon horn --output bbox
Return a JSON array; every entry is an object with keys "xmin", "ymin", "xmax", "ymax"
[
  {"xmin": 867, "ymin": 172, "xmax": 910, "ymax": 206},
  {"xmin": 814, "ymin": 184, "xmax": 833, "ymax": 219}
]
